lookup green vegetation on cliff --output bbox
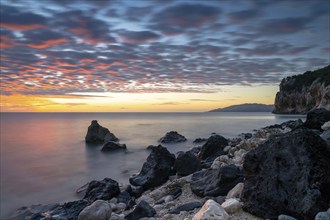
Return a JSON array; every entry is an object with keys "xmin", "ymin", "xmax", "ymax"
[{"xmin": 281, "ymin": 65, "xmax": 330, "ymax": 92}]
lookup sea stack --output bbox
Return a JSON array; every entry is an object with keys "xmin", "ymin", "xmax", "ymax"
[{"xmin": 85, "ymin": 120, "xmax": 119, "ymax": 144}]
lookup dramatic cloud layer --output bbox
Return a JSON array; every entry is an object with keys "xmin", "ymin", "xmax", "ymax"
[{"xmin": 0, "ymin": 0, "xmax": 329, "ymax": 98}]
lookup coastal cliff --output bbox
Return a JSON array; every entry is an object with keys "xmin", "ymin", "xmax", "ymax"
[{"xmin": 273, "ymin": 65, "xmax": 330, "ymax": 114}]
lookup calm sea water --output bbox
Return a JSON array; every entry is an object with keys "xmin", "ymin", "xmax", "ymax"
[{"xmin": 0, "ymin": 112, "xmax": 305, "ymax": 218}]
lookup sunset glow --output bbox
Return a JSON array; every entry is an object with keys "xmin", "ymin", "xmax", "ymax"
[{"xmin": 1, "ymin": 0, "xmax": 329, "ymax": 112}]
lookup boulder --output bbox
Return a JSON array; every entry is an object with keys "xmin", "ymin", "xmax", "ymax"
[
  {"xmin": 174, "ymin": 151, "xmax": 201, "ymax": 176},
  {"xmin": 304, "ymin": 108, "xmax": 330, "ymax": 130},
  {"xmin": 226, "ymin": 182, "xmax": 244, "ymax": 199},
  {"xmin": 221, "ymin": 198, "xmax": 241, "ymax": 214},
  {"xmin": 85, "ymin": 120, "xmax": 118, "ymax": 144},
  {"xmin": 193, "ymin": 199, "xmax": 229, "ymax": 220},
  {"xmin": 158, "ymin": 131, "xmax": 187, "ymax": 143},
  {"xmin": 315, "ymin": 211, "xmax": 330, "ymax": 220},
  {"xmin": 278, "ymin": 215, "xmax": 298, "ymax": 220},
  {"xmin": 241, "ymin": 129, "xmax": 330, "ymax": 220},
  {"xmin": 78, "ymin": 200, "xmax": 112, "ymax": 220},
  {"xmin": 168, "ymin": 201, "xmax": 202, "ymax": 214},
  {"xmin": 198, "ymin": 135, "xmax": 228, "ymax": 160},
  {"xmin": 125, "ymin": 200, "xmax": 156, "ymax": 220},
  {"xmin": 190, "ymin": 164, "xmax": 243, "ymax": 197},
  {"xmin": 84, "ymin": 178, "xmax": 120, "ymax": 202},
  {"xmin": 129, "ymin": 145, "xmax": 176, "ymax": 190},
  {"xmin": 117, "ymin": 191, "xmax": 135, "ymax": 210},
  {"xmin": 101, "ymin": 141, "xmax": 127, "ymax": 152},
  {"xmin": 193, "ymin": 138, "xmax": 207, "ymax": 143}
]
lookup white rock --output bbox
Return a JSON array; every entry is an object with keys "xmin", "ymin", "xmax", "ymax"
[
  {"xmin": 211, "ymin": 155, "xmax": 231, "ymax": 169},
  {"xmin": 115, "ymin": 202, "xmax": 126, "ymax": 212},
  {"xmin": 193, "ymin": 199, "xmax": 229, "ymax": 220},
  {"xmin": 221, "ymin": 198, "xmax": 241, "ymax": 214},
  {"xmin": 226, "ymin": 182, "xmax": 244, "ymax": 199},
  {"xmin": 321, "ymin": 121, "xmax": 330, "ymax": 131},
  {"xmin": 78, "ymin": 200, "xmax": 112, "ymax": 220}
]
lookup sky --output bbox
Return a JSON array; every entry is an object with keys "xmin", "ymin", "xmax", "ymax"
[{"xmin": 0, "ymin": 0, "xmax": 329, "ymax": 112}]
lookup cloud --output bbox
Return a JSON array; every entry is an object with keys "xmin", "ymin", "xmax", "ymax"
[
  {"xmin": 228, "ymin": 9, "xmax": 261, "ymax": 23},
  {"xmin": 257, "ymin": 17, "xmax": 310, "ymax": 35},
  {"xmin": 0, "ymin": 5, "xmax": 47, "ymax": 30},
  {"xmin": 20, "ymin": 29, "xmax": 69, "ymax": 48},
  {"xmin": 119, "ymin": 30, "xmax": 161, "ymax": 44},
  {"xmin": 151, "ymin": 3, "xmax": 221, "ymax": 35}
]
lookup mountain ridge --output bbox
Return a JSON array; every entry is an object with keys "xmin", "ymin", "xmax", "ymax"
[{"xmin": 209, "ymin": 103, "xmax": 274, "ymax": 112}]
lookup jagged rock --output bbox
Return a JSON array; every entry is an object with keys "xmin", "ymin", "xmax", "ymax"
[
  {"xmin": 78, "ymin": 200, "xmax": 112, "ymax": 220},
  {"xmin": 158, "ymin": 131, "xmax": 187, "ymax": 143},
  {"xmin": 221, "ymin": 198, "xmax": 241, "ymax": 214},
  {"xmin": 321, "ymin": 130, "xmax": 330, "ymax": 146},
  {"xmin": 321, "ymin": 121, "xmax": 330, "ymax": 131},
  {"xmin": 125, "ymin": 200, "xmax": 156, "ymax": 220},
  {"xmin": 241, "ymin": 129, "xmax": 330, "ymax": 220},
  {"xmin": 85, "ymin": 120, "xmax": 118, "ymax": 144},
  {"xmin": 193, "ymin": 138, "xmax": 207, "ymax": 143},
  {"xmin": 198, "ymin": 135, "xmax": 228, "ymax": 161},
  {"xmin": 129, "ymin": 145, "xmax": 175, "ymax": 190},
  {"xmin": 169, "ymin": 201, "xmax": 202, "ymax": 214},
  {"xmin": 191, "ymin": 164, "xmax": 243, "ymax": 197},
  {"xmin": 118, "ymin": 191, "xmax": 135, "ymax": 210},
  {"xmin": 304, "ymin": 108, "xmax": 330, "ymax": 130},
  {"xmin": 101, "ymin": 141, "xmax": 127, "ymax": 152},
  {"xmin": 84, "ymin": 178, "xmax": 120, "ymax": 202},
  {"xmin": 193, "ymin": 199, "xmax": 229, "ymax": 220},
  {"xmin": 174, "ymin": 151, "xmax": 201, "ymax": 176},
  {"xmin": 226, "ymin": 182, "xmax": 244, "ymax": 199}
]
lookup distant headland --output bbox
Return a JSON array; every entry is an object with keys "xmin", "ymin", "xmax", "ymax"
[{"xmin": 209, "ymin": 103, "xmax": 274, "ymax": 112}]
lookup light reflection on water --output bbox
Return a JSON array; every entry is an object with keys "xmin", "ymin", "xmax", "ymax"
[{"xmin": 0, "ymin": 112, "xmax": 305, "ymax": 218}]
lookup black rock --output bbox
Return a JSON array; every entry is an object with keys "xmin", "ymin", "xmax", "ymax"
[
  {"xmin": 118, "ymin": 191, "xmax": 135, "ymax": 210},
  {"xmin": 7, "ymin": 200, "xmax": 89, "ymax": 220},
  {"xmin": 125, "ymin": 185, "xmax": 144, "ymax": 199},
  {"xmin": 125, "ymin": 200, "xmax": 156, "ymax": 220},
  {"xmin": 158, "ymin": 131, "xmax": 187, "ymax": 143},
  {"xmin": 191, "ymin": 164, "xmax": 243, "ymax": 197},
  {"xmin": 214, "ymin": 196, "xmax": 226, "ymax": 205},
  {"xmin": 168, "ymin": 187, "xmax": 182, "ymax": 200},
  {"xmin": 83, "ymin": 178, "xmax": 120, "ymax": 202},
  {"xmin": 174, "ymin": 151, "xmax": 201, "ymax": 176},
  {"xmin": 304, "ymin": 108, "xmax": 330, "ymax": 131},
  {"xmin": 168, "ymin": 201, "xmax": 202, "ymax": 214},
  {"xmin": 85, "ymin": 120, "xmax": 118, "ymax": 144},
  {"xmin": 241, "ymin": 129, "xmax": 330, "ymax": 220},
  {"xmin": 198, "ymin": 135, "xmax": 228, "ymax": 160},
  {"xmin": 101, "ymin": 141, "xmax": 127, "ymax": 152},
  {"xmin": 129, "ymin": 145, "xmax": 176, "ymax": 190},
  {"xmin": 193, "ymin": 138, "xmax": 207, "ymax": 143}
]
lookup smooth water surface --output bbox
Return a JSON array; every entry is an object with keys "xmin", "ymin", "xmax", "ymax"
[{"xmin": 0, "ymin": 112, "xmax": 304, "ymax": 218}]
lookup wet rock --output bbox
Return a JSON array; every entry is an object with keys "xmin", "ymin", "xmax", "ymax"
[
  {"xmin": 193, "ymin": 199, "xmax": 229, "ymax": 220},
  {"xmin": 193, "ymin": 138, "xmax": 207, "ymax": 143},
  {"xmin": 191, "ymin": 164, "xmax": 243, "ymax": 197},
  {"xmin": 169, "ymin": 201, "xmax": 202, "ymax": 214},
  {"xmin": 221, "ymin": 198, "xmax": 241, "ymax": 214},
  {"xmin": 118, "ymin": 191, "xmax": 135, "ymax": 210},
  {"xmin": 78, "ymin": 200, "xmax": 112, "ymax": 220},
  {"xmin": 101, "ymin": 141, "xmax": 127, "ymax": 152},
  {"xmin": 198, "ymin": 135, "xmax": 228, "ymax": 161},
  {"xmin": 84, "ymin": 178, "xmax": 120, "ymax": 202},
  {"xmin": 129, "ymin": 145, "xmax": 175, "ymax": 190},
  {"xmin": 242, "ymin": 129, "xmax": 330, "ymax": 220},
  {"xmin": 159, "ymin": 131, "xmax": 187, "ymax": 143},
  {"xmin": 304, "ymin": 108, "xmax": 330, "ymax": 130},
  {"xmin": 125, "ymin": 200, "xmax": 156, "ymax": 220},
  {"xmin": 85, "ymin": 120, "xmax": 118, "ymax": 144},
  {"xmin": 278, "ymin": 214, "xmax": 298, "ymax": 220},
  {"xmin": 174, "ymin": 151, "xmax": 201, "ymax": 176}
]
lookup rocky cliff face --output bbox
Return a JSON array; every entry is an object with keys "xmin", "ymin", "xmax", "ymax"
[{"xmin": 273, "ymin": 65, "xmax": 330, "ymax": 114}]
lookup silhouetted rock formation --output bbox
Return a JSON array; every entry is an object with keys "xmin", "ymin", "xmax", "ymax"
[
  {"xmin": 85, "ymin": 120, "xmax": 118, "ymax": 144},
  {"xmin": 158, "ymin": 131, "xmax": 187, "ymax": 143}
]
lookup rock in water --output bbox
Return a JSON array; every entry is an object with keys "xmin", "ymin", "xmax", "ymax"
[
  {"xmin": 241, "ymin": 128, "xmax": 330, "ymax": 220},
  {"xmin": 174, "ymin": 151, "xmax": 201, "ymax": 176},
  {"xmin": 101, "ymin": 141, "xmax": 127, "ymax": 152},
  {"xmin": 125, "ymin": 200, "xmax": 156, "ymax": 220},
  {"xmin": 193, "ymin": 199, "xmax": 229, "ymax": 220},
  {"xmin": 85, "ymin": 120, "xmax": 118, "ymax": 144},
  {"xmin": 304, "ymin": 108, "xmax": 330, "ymax": 131},
  {"xmin": 190, "ymin": 164, "xmax": 243, "ymax": 197},
  {"xmin": 83, "ymin": 178, "xmax": 120, "ymax": 202},
  {"xmin": 78, "ymin": 200, "xmax": 112, "ymax": 220},
  {"xmin": 198, "ymin": 135, "xmax": 228, "ymax": 160},
  {"xmin": 158, "ymin": 131, "xmax": 187, "ymax": 143},
  {"xmin": 129, "ymin": 145, "xmax": 175, "ymax": 190}
]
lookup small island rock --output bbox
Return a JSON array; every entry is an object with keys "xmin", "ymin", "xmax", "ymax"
[
  {"xmin": 101, "ymin": 141, "xmax": 127, "ymax": 152},
  {"xmin": 158, "ymin": 131, "xmax": 187, "ymax": 143},
  {"xmin": 85, "ymin": 120, "xmax": 118, "ymax": 144}
]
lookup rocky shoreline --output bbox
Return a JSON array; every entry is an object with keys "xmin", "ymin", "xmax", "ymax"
[{"xmin": 6, "ymin": 109, "xmax": 330, "ymax": 220}]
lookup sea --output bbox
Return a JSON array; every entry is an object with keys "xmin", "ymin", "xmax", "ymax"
[{"xmin": 0, "ymin": 112, "xmax": 305, "ymax": 218}]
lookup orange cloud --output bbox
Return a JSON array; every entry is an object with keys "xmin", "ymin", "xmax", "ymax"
[
  {"xmin": 0, "ymin": 23, "xmax": 43, "ymax": 31},
  {"xmin": 0, "ymin": 36, "xmax": 17, "ymax": 48},
  {"xmin": 26, "ymin": 38, "xmax": 68, "ymax": 49}
]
